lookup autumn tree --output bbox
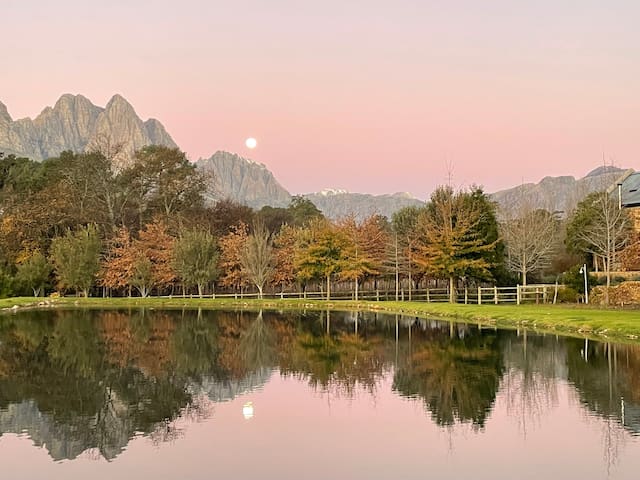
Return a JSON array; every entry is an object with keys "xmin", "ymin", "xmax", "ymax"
[
  {"xmin": 219, "ymin": 222, "xmax": 250, "ymax": 294},
  {"xmin": 173, "ymin": 228, "xmax": 219, "ymax": 297},
  {"xmin": 415, "ymin": 186, "xmax": 497, "ymax": 303},
  {"xmin": 295, "ymin": 218, "xmax": 349, "ymax": 300},
  {"xmin": 16, "ymin": 251, "xmax": 51, "ymax": 297},
  {"xmin": 391, "ymin": 205, "xmax": 424, "ymax": 300},
  {"xmin": 50, "ymin": 224, "xmax": 102, "ymax": 297},
  {"xmin": 100, "ymin": 227, "xmax": 136, "ymax": 294},
  {"xmin": 133, "ymin": 220, "xmax": 177, "ymax": 296},
  {"xmin": 338, "ymin": 214, "xmax": 388, "ymax": 300},
  {"xmin": 271, "ymin": 224, "xmax": 299, "ymax": 292}
]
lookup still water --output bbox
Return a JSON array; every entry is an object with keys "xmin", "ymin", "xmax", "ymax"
[{"xmin": 0, "ymin": 308, "xmax": 639, "ymax": 479}]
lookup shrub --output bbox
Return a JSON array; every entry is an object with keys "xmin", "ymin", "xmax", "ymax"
[{"xmin": 556, "ymin": 286, "xmax": 579, "ymax": 303}]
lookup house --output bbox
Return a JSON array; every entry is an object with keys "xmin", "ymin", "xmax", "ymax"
[{"xmin": 615, "ymin": 170, "xmax": 640, "ymax": 231}]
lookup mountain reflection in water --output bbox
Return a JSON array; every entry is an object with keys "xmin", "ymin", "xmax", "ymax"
[{"xmin": 0, "ymin": 308, "xmax": 639, "ymax": 475}]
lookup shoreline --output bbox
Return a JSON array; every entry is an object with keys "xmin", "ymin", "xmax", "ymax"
[{"xmin": 1, "ymin": 296, "xmax": 639, "ymax": 343}]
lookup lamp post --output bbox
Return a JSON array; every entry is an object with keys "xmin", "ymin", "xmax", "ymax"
[
  {"xmin": 579, "ymin": 264, "xmax": 589, "ymax": 304},
  {"xmin": 618, "ymin": 183, "xmax": 623, "ymax": 210}
]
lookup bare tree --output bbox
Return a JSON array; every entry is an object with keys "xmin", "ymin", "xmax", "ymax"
[
  {"xmin": 240, "ymin": 222, "xmax": 274, "ymax": 298},
  {"xmin": 574, "ymin": 191, "xmax": 630, "ymax": 304},
  {"xmin": 500, "ymin": 197, "xmax": 558, "ymax": 286}
]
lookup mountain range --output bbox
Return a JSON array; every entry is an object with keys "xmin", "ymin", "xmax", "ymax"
[{"xmin": 0, "ymin": 94, "xmax": 631, "ymax": 219}]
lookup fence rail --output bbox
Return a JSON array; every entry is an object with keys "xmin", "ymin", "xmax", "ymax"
[{"xmin": 158, "ymin": 284, "xmax": 561, "ymax": 305}]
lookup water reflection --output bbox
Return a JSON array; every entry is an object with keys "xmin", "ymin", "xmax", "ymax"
[{"xmin": 0, "ymin": 307, "xmax": 639, "ymax": 470}]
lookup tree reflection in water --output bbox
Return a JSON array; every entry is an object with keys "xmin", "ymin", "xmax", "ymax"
[
  {"xmin": 0, "ymin": 308, "xmax": 639, "ymax": 464},
  {"xmin": 392, "ymin": 320, "xmax": 503, "ymax": 429}
]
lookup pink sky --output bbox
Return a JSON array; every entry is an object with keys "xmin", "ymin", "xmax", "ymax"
[{"xmin": 2, "ymin": 1, "xmax": 639, "ymax": 198}]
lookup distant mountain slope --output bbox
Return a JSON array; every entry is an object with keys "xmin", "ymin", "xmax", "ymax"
[
  {"xmin": 490, "ymin": 166, "xmax": 628, "ymax": 215},
  {"xmin": 303, "ymin": 190, "xmax": 424, "ymax": 220},
  {"xmin": 0, "ymin": 94, "xmax": 177, "ymax": 165},
  {"xmin": 195, "ymin": 152, "xmax": 425, "ymax": 219},
  {"xmin": 195, "ymin": 151, "xmax": 292, "ymax": 209}
]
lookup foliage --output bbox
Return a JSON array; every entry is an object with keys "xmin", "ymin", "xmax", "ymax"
[
  {"xmin": 100, "ymin": 227, "xmax": 136, "ymax": 291},
  {"xmin": 560, "ymin": 264, "xmax": 597, "ymax": 296},
  {"xmin": 134, "ymin": 220, "xmax": 177, "ymax": 296},
  {"xmin": 173, "ymin": 229, "xmax": 219, "ymax": 297},
  {"xmin": 15, "ymin": 251, "xmax": 51, "ymax": 297},
  {"xmin": 288, "ymin": 195, "xmax": 323, "ymax": 226},
  {"xmin": 240, "ymin": 222, "xmax": 274, "ymax": 298},
  {"xmin": 415, "ymin": 186, "xmax": 497, "ymax": 302},
  {"xmin": 127, "ymin": 146, "xmax": 206, "ymax": 221},
  {"xmin": 50, "ymin": 224, "xmax": 102, "ymax": 296},
  {"xmin": 256, "ymin": 206, "xmax": 293, "ymax": 234},
  {"xmin": 271, "ymin": 224, "xmax": 299, "ymax": 290},
  {"xmin": 337, "ymin": 214, "xmax": 389, "ymax": 299},
  {"xmin": 218, "ymin": 222, "xmax": 249, "ymax": 291},
  {"xmin": 295, "ymin": 218, "xmax": 349, "ymax": 299},
  {"xmin": 391, "ymin": 205, "xmax": 424, "ymax": 298}
]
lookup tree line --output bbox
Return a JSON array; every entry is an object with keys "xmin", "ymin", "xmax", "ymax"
[{"xmin": 0, "ymin": 148, "xmax": 637, "ymax": 302}]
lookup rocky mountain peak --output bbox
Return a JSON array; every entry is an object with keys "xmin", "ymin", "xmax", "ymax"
[
  {"xmin": 0, "ymin": 101, "xmax": 12, "ymax": 124},
  {"xmin": 196, "ymin": 151, "xmax": 291, "ymax": 209},
  {"xmin": 105, "ymin": 94, "xmax": 136, "ymax": 114},
  {"xmin": 0, "ymin": 94, "xmax": 177, "ymax": 163}
]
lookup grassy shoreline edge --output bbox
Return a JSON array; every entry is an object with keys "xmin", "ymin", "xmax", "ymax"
[{"xmin": 1, "ymin": 296, "xmax": 639, "ymax": 343}]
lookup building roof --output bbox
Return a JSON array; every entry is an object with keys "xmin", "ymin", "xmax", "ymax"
[{"xmin": 618, "ymin": 171, "xmax": 640, "ymax": 208}]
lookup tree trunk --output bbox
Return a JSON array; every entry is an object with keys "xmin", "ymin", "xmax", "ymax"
[
  {"xmin": 355, "ymin": 278, "xmax": 359, "ymax": 301},
  {"xmin": 197, "ymin": 283, "xmax": 203, "ymax": 299},
  {"xmin": 326, "ymin": 275, "xmax": 331, "ymax": 300},
  {"xmin": 32, "ymin": 287, "xmax": 40, "ymax": 297},
  {"xmin": 449, "ymin": 276, "xmax": 456, "ymax": 303},
  {"xmin": 258, "ymin": 285, "xmax": 263, "ymax": 299}
]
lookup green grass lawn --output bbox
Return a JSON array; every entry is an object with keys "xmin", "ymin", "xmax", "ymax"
[{"xmin": 2, "ymin": 296, "xmax": 639, "ymax": 342}]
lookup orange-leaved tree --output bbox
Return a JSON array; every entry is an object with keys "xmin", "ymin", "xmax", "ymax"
[{"xmin": 218, "ymin": 222, "xmax": 250, "ymax": 294}]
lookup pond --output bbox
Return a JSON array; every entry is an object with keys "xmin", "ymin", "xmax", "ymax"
[{"xmin": 0, "ymin": 308, "xmax": 639, "ymax": 479}]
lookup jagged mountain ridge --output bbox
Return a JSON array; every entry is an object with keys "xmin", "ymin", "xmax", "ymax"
[
  {"xmin": 0, "ymin": 94, "xmax": 177, "ymax": 165},
  {"xmin": 490, "ymin": 166, "xmax": 629, "ymax": 215},
  {"xmin": 304, "ymin": 190, "xmax": 424, "ymax": 220}
]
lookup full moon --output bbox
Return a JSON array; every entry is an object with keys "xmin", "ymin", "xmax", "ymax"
[{"xmin": 245, "ymin": 137, "xmax": 257, "ymax": 149}]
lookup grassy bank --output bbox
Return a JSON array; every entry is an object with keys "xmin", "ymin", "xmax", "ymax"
[{"xmin": 2, "ymin": 296, "xmax": 639, "ymax": 342}]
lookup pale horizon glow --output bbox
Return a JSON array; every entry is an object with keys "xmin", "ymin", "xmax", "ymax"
[{"xmin": 2, "ymin": 1, "xmax": 639, "ymax": 198}]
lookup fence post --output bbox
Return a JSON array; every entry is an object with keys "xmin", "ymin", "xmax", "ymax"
[
  {"xmin": 516, "ymin": 284, "xmax": 521, "ymax": 305},
  {"xmin": 494, "ymin": 286, "xmax": 498, "ymax": 304},
  {"xmin": 478, "ymin": 286, "xmax": 482, "ymax": 305}
]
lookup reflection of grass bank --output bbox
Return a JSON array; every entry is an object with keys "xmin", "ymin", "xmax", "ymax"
[{"xmin": 2, "ymin": 296, "xmax": 640, "ymax": 342}]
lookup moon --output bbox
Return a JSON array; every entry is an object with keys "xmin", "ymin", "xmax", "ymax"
[{"xmin": 245, "ymin": 137, "xmax": 257, "ymax": 149}]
